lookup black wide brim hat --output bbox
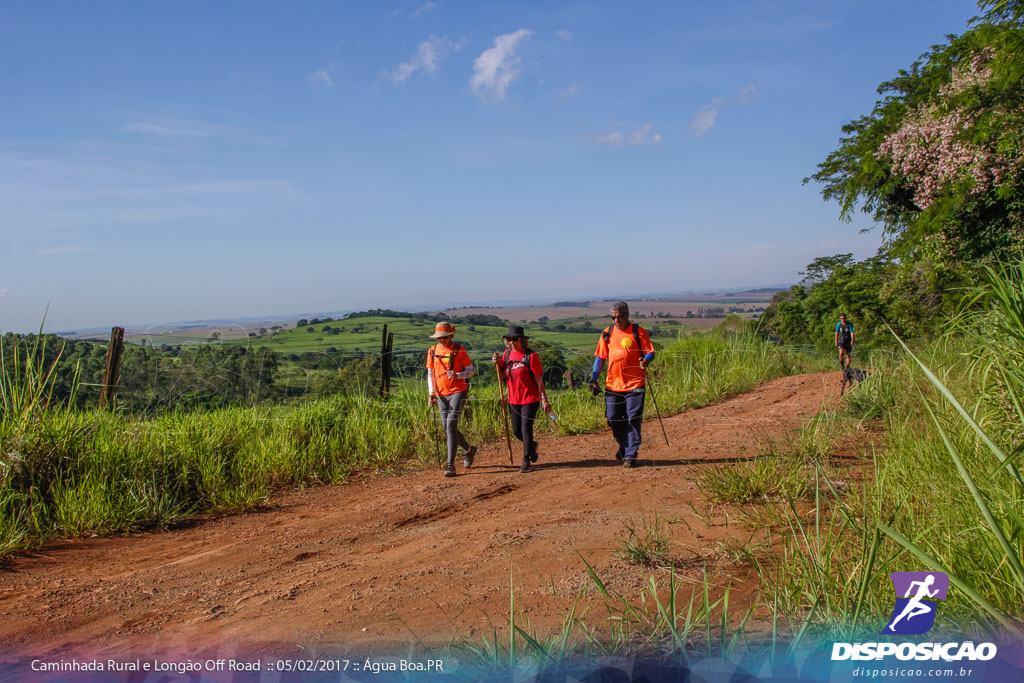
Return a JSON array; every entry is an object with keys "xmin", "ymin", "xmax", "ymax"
[{"xmin": 503, "ymin": 325, "xmax": 528, "ymax": 340}]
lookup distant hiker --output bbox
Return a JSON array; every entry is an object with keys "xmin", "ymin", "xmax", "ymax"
[
  {"xmin": 589, "ymin": 301, "xmax": 656, "ymax": 468},
  {"xmin": 493, "ymin": 326, "xmax": 551, "ymax": 473},
  {"xmin": 426, "ymin": 322, "xmax": 477, "ymax": 478},
  {"xmin": 834, "ymin": 313, "xmax": 855, "ymax": 369}
]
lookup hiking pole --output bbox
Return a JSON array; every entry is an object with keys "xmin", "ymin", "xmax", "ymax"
[
  {"xmin": 645, "ymin": 370, "xmax": 670, "ymax": 447},
  {"xmin": 494, "ymin": 357, "xmax": 514, "ymax": 465}
]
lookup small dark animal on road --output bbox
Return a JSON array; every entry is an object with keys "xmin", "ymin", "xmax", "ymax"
[{"xmin": 840, "ymin": 367, "xmax": 870, "ymax": 396}]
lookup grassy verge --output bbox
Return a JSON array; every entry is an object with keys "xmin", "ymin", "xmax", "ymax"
[
  {"xmin": 0, "ymin": 328, "xmax": 823, "ymax": 562},
  {"xmin": 458, "ymin": 273, "xmax": 1024, "ymax": 676},
  {"xmin": 695, "ymin": 261, "xmax": 1024, "ymax": 640}
]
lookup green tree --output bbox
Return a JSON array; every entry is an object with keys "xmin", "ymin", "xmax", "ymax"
[
  {"xmin": 528, "ymin": 339, "xmax": 569, "ymax": 389},
  {"xmin": 808, "ymin": 4, "xmax": 1024, "ymax": 264}
]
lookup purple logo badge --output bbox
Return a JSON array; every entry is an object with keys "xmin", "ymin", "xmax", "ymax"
[{"xmin": 882, "ymin": 572, "xmax": 949, "ymax": 635}]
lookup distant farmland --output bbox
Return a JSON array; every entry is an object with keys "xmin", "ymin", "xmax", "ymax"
[{"xmin": 442, "ymin": 293, "xmax": 775, "ymax": 325}]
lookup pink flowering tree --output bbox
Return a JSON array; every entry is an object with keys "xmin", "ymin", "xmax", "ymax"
[{"xmin": 809, "ymin": 4, "xmax": 1024, "ymax": 264}]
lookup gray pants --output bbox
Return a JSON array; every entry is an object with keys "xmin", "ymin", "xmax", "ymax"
[{"xmin": 438, "ymin": 391, "xmax": 470, "ymax": 466}]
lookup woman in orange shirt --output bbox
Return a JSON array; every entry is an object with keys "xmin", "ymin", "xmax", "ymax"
[{"xmin": 426, "ymin": 322, "xmax": 477, "ymax": 478}]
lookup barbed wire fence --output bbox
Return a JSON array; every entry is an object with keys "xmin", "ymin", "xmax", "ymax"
[{"xmin": 66, "ymin": 318, "xmax": 845, "ymax": 430}]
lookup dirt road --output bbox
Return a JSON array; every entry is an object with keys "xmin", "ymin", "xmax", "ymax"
[{"xmin": 0, "ymin": 372, "xmax": 842, "ymax": 664}]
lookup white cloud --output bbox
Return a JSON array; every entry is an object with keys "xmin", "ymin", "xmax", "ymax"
[
  {"xmin": 410, "ymin": 2, "xmax": 437, "ymax": 18},
  {"xmin": 558, "ymin": 84, "xmax": 581, "ymax": 99},
  {"xmin": 391, "ymin": 35, "xmax": 460, "ymax": 83},
  {"xmin": 470, "ymin": 29, "xmax": 534, "ymax": 102},
  {"xmin": 0, "ymin": 288, "xmax": 7, "ymax": 300},
  {"xmin": 307, "ymin": 69, "xmax": 334, "ymax": 88},
  {"xmin": 0, "ymin": 150, "xmax": 303, "ymax": 233},
  {"xmin": 689, "ymin": 98, "xmax": 723, "ymax": 138},
  {"xmin": 556, "ymin": 29, "xmax": 573, "ymax": 42},
  {"xmin": 594, "ymin": 123, "xmax": 661, "ymax": 147},
  {"xmin": 736, "ymin": 83, "xmax": 757, "ymax": 104},
  {"xmin": 122, "ymin": 121, "xmax": 222, "ymax": 137}
]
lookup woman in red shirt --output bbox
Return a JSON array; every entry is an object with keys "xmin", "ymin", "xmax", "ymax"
[{"xmin": 493, "ymin": 326, "xmax": 551, "ymax": 473}]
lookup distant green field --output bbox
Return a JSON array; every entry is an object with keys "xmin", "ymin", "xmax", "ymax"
[{"xmin": 224, "ymin": 315, "xmax": 662, "ymax": 357}]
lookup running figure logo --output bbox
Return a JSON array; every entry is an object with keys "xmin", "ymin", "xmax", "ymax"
[{"xmin": 882, "ymin": 572, "xmax": 949, "ymax": 635}]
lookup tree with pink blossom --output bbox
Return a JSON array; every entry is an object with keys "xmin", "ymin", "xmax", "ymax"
[{"xmin": 809, "ymin": 2, "xmax": 1024, "ymax": 264}]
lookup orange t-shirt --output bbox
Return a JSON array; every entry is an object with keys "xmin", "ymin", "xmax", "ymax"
[
  {"xmin": 426, "ymin": 343, "xmax": 472, "ymax": 396},
  {"xmin": 594, "ymin": 324, "xmax": 655, "ymax": 393}
]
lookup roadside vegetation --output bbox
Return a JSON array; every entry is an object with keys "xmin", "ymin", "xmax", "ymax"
[
  {"xmin": 1, "ymin": 0, "xmax": 1022, "ymax": 672},
  {"xmin": 0, "ymin": 323, "xmax": 820, "ymax": 563},
  {"xmin": 458, "ymin": 1, "xmax": 1024, "ymax": 673}
]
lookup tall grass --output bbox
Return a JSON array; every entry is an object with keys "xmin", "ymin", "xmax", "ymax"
[
  {"xmin": 0, "ymin": 328, "xmax": 818, "ymax": 561},
  {"xmin": 458, "ymin": 561, "xmax": 759, "ymax": 679},
  {"xmin": 755, "ymin": 260, "xmax": 1024, "ymax": 639}
]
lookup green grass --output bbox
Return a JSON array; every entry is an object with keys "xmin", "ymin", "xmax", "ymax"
[
  {"xmin": 224, "ymin": 315, "xmax": 620, "ymax": 355},
  {"xmin": 458, "ymin": 561, "xmax": 759, "ymax": 678},
  {"xmin": 616, "ymin": 515, "xmax": 673, "ymax": 567},
  {"xmin": 0, "ymin": 327, "xmax": 817, "ymax": 562},
  {"xmin": 221, "ymin": 314, "xmax": 742, "ymax": 356},
  {"xmin": 735, "ymin": 263, "xmax": 1024, "ymax": 640},
  {"xmin": 701, "ymin": 455, "xmax": 810, "ymax": 504}
]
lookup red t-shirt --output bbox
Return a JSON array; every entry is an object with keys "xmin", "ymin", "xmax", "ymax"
[{"xmin": 499, "ymin": 349, "xmax": 543, "ymax": 405}]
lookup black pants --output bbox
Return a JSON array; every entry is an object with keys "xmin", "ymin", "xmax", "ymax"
[{"xmin": 509, "ymin": 402, "xmax": 539, "ymax": 462}]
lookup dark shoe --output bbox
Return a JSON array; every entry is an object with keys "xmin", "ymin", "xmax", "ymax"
[
  {"xmin": 444, "ymin": 463, "xmax": 457, "ymax": 477},
  {"xmin": 614, "ymin": 447, "xmax": 624, "ymax": 461},
  {"xmin": 463, "ymin": 446, "xmax": 477, "ymax": 468},
  {"xmin": 530, "ymin": 441, "xmax": 539, "ymax": 463},
  {"xmin": 520, "ymin": 460, "xmax": 532, "ymax": 473},
  {"xmin": 623, "ymin": 457, "xmax": 637, "ymax": 468}
]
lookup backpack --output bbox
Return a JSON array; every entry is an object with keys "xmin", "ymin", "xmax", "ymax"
[
  {"xmin": 430, "ymin": 343, "xmax": 464, "ymax": 371},
  {"xmin": 602, "ymin": 324, "xmax": 644, "ymax": 352},
  {"xmin": 501, "ymin": 347, "xmax": 535, "ymax": 379},
  {"xmin": 837, "ymin": 322, "xmax": 852, "ymax": 345}
]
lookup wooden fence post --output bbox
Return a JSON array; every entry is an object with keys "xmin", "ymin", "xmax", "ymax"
[
  {"xmin": 379, "ymin": 324, "xmax": 389, "ymax": 399},
  {"xmin": 99, "ymin": 326, "xmax": 125, "ymax": 409},
  {"xmin": 564, "ymin": 369, "xmax": 575, "ymax": 390},
  {"xmin": 383, "ymin": 333, "xmax": 394, "ymax": 399}
]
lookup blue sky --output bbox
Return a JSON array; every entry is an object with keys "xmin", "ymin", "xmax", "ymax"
[{"xmin": 0, "ymin": 1, "xmax": 982, "ymax": 332}]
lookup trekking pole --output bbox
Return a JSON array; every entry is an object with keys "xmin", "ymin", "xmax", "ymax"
[
  {"xmin": 494, "ymin": 357, "xmax": 515, "ymax": 465},
  {"xmin": 645, "ymin": 371, "xmax": 670, "ymax": 447}
]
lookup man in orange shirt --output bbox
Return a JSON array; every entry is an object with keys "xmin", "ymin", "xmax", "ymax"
[{"xmin": 589, "ymin": 301, "xmax": 656, "ymax": 468}]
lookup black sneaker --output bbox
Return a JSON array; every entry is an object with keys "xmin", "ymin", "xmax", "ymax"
[
  {"xmin": 623, "ymin": 457, "xmax": 637, "ymax": 468},
  {"xmin": 520, "ymin": 460, "xmax": 532, "ymax": 473},
  {"xmin": 463, "ymin": 446, "xmax": 477, "ymax": 469},
  {"xmin": 444, "ymin": 463, "xmax": 457, "ymax": 477},
  {"xmin": 614, "ymin": 448, "xmax": 624, "ymax": 461},
  {"xmin": 530, "ymin": 441, "xmax": 539, "ymax": 463}
]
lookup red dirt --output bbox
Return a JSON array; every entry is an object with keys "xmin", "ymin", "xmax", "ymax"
[{"xmin": 0, "ymin": 372, "xmax": 845, "ymax": 665}]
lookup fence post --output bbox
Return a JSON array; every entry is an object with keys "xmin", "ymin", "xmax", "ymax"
[
  {"xmin": 383, "ymin": 332, "xmax": 394, "ymax": 400},
  {"xmin": 99, "ymin": 326, "xmax": 125, "ymax": 409},
  {"xmin": 379, "ymin": 324, "xmax": 389, "ymax": 399},
  {"xmin": 564, "ymin": 369, "xmax": 575, "ymax": 390}
]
